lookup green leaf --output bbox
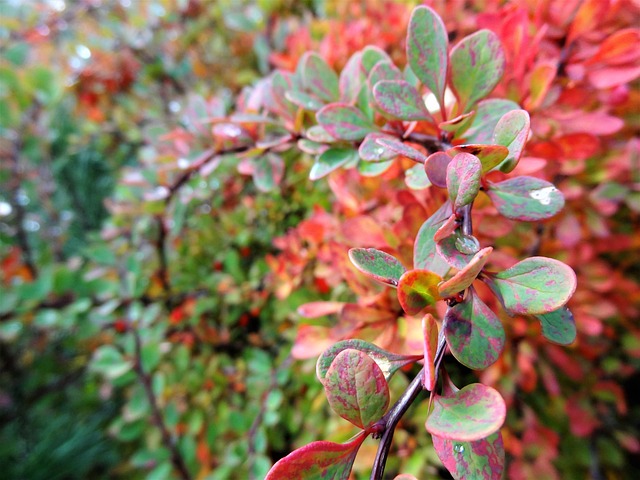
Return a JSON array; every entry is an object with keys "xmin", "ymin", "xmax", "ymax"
[
  {"xmin": 439, "ymin": 111, "xmax": 475, "ymax": 135},
  {"xmin": 397, "ymin": 269, "xmax": 442, "ymax": 316},
  {"xmin": 426, "ymin": 383, "xmax": 506, "ymax": 441},
  {"xmin": 414, "ymin": 202, "xmax": 453, "ymax": 276},
  {"xmin": 324, "ymin": 349, "xmax": 390, "ymax": 429},
  {"xmin": 446, "ymin": 153, "xmax": 482, "ymax": 210},
  {"xmin": 443, "ymin": 289, "xmax": 505, "ymax": 369},
  {"xmin": 358, "ymin": 159, "xmax": 394, "ymax": 177},
  {"xmin": 316, "ymin": 103, "xmax": 376, "ymax": 141},
  {"xmin": 405, "ymin": 163, "xmax": 432, "ymax": 190},
  {"xmin": 463, "ymin": 99, "xmax": 519, "ymax": 144},
  {"xmin": 536, "ymin": 307, "xmax": 576, "ymax": 345},
  {"xmin": 368, "ymin": 61, "xmax": 403, "ymax": 88},
  {"xmin": 447, "ymin": 144, "xmax": 509, "ymax": 173},
  {"xmin": 376, "ymin": 137, "xmax": 428, "ymax": 163},
  {"xmin": 450, "ymin": 30, "xmax": 506, "ymax": 112},
  {"xmin": 301, "ymin": 52, "xmax": 339, "ymax": 103},
  {"xmin": 348, "ymin": 248, "xmax": 406, "ymax": 286},
  {"xmin": 252, "ymin": 153, "xmax": 284, "ymax": 192},
  {"xmin": 358, "ymin": 133, "xmax": 398, "ymax": 162},
  {"xmin": 492, "ymin": 109, "xmax": 530, "ymax": 172},
  {"xmin": 316, "ymin": 339, "xmax": 421, "ymax": 382},
  {"xmin": 361, "ymin": 46, "xmax": 392, "ymax": 74},
  {"xmin": 373, "ymin": 80, "xmax": 433, "ymax": 121},
  {"xmin": 310, "ymin": 148, "xmax": 358, "ymax": 180},
  {"xmin": 285, "ymin": 90, "xmax": 324, "ymax": 111},
  {"xmin": 265, "ymin": 435, "xmax": 366, "ymax": 480},
  {"xmin": 486, "ymin": 176, "xmax": 565, "ymax": 221},
  {"xmin": 339, "ymin": 52, "xmax": 365, "ymax": 103},
  {"xmin": 432, "ymin": 432, "xmax": 505, "ymax": 480},
  {"xmin": 482, "ymin": 257, "xmax": 577, "ymax": 315},
  {"xmin": 91, "ymin": 345, "xmax": 132, "ymax": 379},
  {"xmin": 438, "ymin": 247, "xmax": 492, "ymax": 298},
  {"xmin": 406, "ymin": 6, "xmax": 449, "ymax": 110}
]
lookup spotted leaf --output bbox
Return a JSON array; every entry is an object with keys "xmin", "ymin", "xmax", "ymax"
[
  {"xmin": 492, "ymin": 109, "xmax": 530, "ymax": 173},
  {"xmin": 439, "ymin": 247, "xmax": 492, "ymax": 298},
  {"xmin": 432, "ymin": 432, "xmax": 505, "ymax": 480},
  {"xmin": 348, "ymin": 248, "xmax": 406, "ymax": 286},
  {"xmin": 446, "ymin": 153, "xmax": 482, "ymax": 210},
  {"xmin": 373, "ymin": 80, "xmax": 433, "ymax": 121},
  {"xmin": 317, "ymin": 104, "xmax": 376, "ymax": 141},
  {"xmin": 486, "ymin": 176, "xmax": 565, "ymax": 221},
  {"xmin": 397, "ymin": 269, "xmax": 442, "ymax": 316},
  {"xmin": 536, "ymin": 306, "xmax": 577, "ymax": 345}
]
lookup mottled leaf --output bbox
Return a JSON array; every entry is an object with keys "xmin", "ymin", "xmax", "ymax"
[
  {"xmin": 414, "ymin": 202, "xmax": 453, "ymax": 276},
  {"xmin": 376, "ymin": 137, "xmax": 428, "ymax": 163},
  {"xmin": 405, "ymin": 163, "xmax": 432, "ymax": 190},
  {"xmin": 439, "ymin": 111, "xmax": 475, "ymax": 134},
  {"xmin": 447, "ymin": 145, "xmax": 509, "ymax": 173},
  {"xmin": 286, "ymin": 90, "xmax": 324, "ymax": 111},
  {"xmin": 439, "ymin": 247, "xmax": 492, "ymax": 298},
  {"xmin": 348, "ymin": 248, "xmax": 406, "ymax": 286},
  {"xmin": 464, "ymin": 99, "xmax": 519, "ymax": 144},
  {"xmin": 324, "ymin": 349, "xmax": 390, "ymax": 429},
  {"xmin": 302, "ymin": 52, "xmax": 339, "ymax": 103},
  {"xmin": 316, "ymin": 104, "xmax": 376, "ymax": 141},
  {"xmin": 425, "ymin": 152, "xmax": 452, "ymax": 188},
  {"xmin": 436, "ymin": 233, "xmax": 479, "ymax": 270},
  {"xmin": 252, "ymin": 153, "xmax": 284, "ymax": 192},
  {"xmin": 361, "ymin": 46, "xmax": 392, "ymax": 74},
  {"xmin": 306, "ymin": 125, "xmax": 335, "ymax": 143},
  {"xmin": 298, "ymin": 138, "xmax": 328, "ymax": 155},
  {"xmin": 450, "ymin": 30, "xmax": 506, "ymax": 112},
  {"xmin": 310, "ymin": 148, "xmax": 359, "ymax": 180},
  {"xmin": 443, "ymin": 289, "xmax": 505, "ymax": 369},
  {"xmin": 358, "ymin": 159, "xmax": 394, "ymax": 177},
  {"xmin": 368, "ymin": 61, "xmax": 403, "ymax": 88},
  {"xmin": 397, "ymin": 270, "xmax": 442, "ymax": 316},
  {"xmin": 422, "ymin": 314, "xmax": 440, "ymax": 391},
  {"xmin": 316, "ymin": 339, "xmax": 421, "ymax": 382},
  {"xmin": 265, "ymin": 434, "xmax": 366, "ymax": 480},
  {"xmin": 486, "ymin": 176, "xmax": 564, "ymax": 221},
  {"xmin": 433, "ymin": 214, "xmax": 459, "ymax": 243},
  {"xmin": 492, "ymin": 109, "xmax": 530, "ymax": 173},
  {"xmin": 432, "ymin": 432, "xmax": 505, "ymax": 480},
  {"xmin": 482, "ymin": 257, "xmax": 577, "ymax": 315},
  {"xmin": 426, "ymin": 383, "xmax": 506, "ymax": 441},
  {"xmin": 339, "ymin": 52, "xmax": 365, "ymax": 103},
  {"xmin": 359, "ymin": 133, "xmax": 398, "ymax": 162},
  {"xmin": 446, "ymin": 153, "xmax": 482, "ymax": 210},
  {"xmin": 373, "ymin": 80, "xmax": 433, "ymax": 121},
  {"xmin": 536, "ymin": 306, "xmax": 576, "ymax": 345},
  {"xmin": 407, "ymin": 6, "xmax": 449, "ymax": 109}
]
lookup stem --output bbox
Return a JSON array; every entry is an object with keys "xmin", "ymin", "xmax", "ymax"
[
  {"xmin": 461, "ymin": 203, "xmax": 473, "ymax": 236},
  {"xmin": 132, "ymin": 328, "xmax": 191, "ymax": 480},
  {"xmin": 370, "ymin": 368, "xmax": 425, "ymax": 480}
]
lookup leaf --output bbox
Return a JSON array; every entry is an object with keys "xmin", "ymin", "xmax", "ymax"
[
  {"xmin": 316, "ymin": 104, "xmax": 376, "ymax": 141},
  {"xmin": 406, "ymin": 6, "xmax": 449, "ymax": 109},
  {"xmin": 436, "ymin": 233, "xmax": 479, "ymax": 270},
  {"xmin": 482, "ymin": 257, "xmax": 577, "ymax": 315},
  {"xmin": 298, "ymin": 301, "xmax": 344, "ymax": 318},
  {"xmin": 91, "ymin": 345, "xmax": 131, "ymax": 379},
  {"xmin": 361, "ymin": 46, "xmax": 392, "ymax": 74},
  {"xmin": 285, "ymin": 90, "xmax": 324, "ymax": 111},
  {"xmin": 492, "ymin": 110, "xmax": 530, "ymax": 173},
  {"xmin": 405, "ymin": 163, "xmax": 432, "ymax": 190},
  {"xmin": 464, "ymin": 99, "xmax": 519, "ymax": 144},
  {"xmin": 368, "ymin": 61, "xmax": 403, "ymax": 88},
  {"xmin": 348, "ymin": 248, "xmax": 406, "ymax": 286},
  {"xmin": 536, "ymin": 307, "xmax": 576, "ymax": 345},
  {"xmin": 439, "ymin": 247, "xmax": 492, "ymax": 298},
  {"xmin": 358, "ymin": 159, "xmax": 394, "ymax": 177},
  {"xmin": 432, "ymin": 431, "xmax": 505, "ymax": 480},
  {"xmin": 425, "ymin": 152, "xmax": 452, "ymax": 188},
  {"xmin": 252, "ymin": 153, "xmax": 284, "ymax": 192},
  {"xmin": 324, "ymin": 349, "xmax": 390, "ymax": 429},
  {"xmin": 425, "ymin": 383, "xmax": 506, "ymax": 441},
  {"xmin": 397, "ymin": 269, "xmax": 442, "ymax": 316},
  {"xmin": 446, "ymin": 153, "xmax": 482, "ymax": 210},
  {"xmin": 439, "ymin": 111, "xmax": 475, "ymax": 135},
  {"xmin": 443, "ymin": 289, "xmax": 505, "ymax": 369},
  {"xmin": 447, "ymin": 145, "xmax": 509, "ymax": 173},
  {"xmin": 433, "ymin": 214, "xmax": 458, "ymax": 243},
  {"xmin": 310, "ymin": 148, "xmax": 359, "ymax": 180},
  {"xmin": 376, "ymin": 137, "xmax": 427, "ymax": 164},
  {"xmin": 486, "ymin": 176, "xmax": 565, "ymax": 221},
  {"xmin": 358, "ymin": 133, "xmax": 398, "ymax": 162},
  {"xmin": 450, "ymin": 30, "xmax": 506, "ymax": 112},
  {"xmin": 316, "ymin": 339, "xmax": 421, "ymax": 382},
  {"xmin": 302, "ymin": 52, "xmax": 339, "ymax": 103},
  {"xmin": 265, "ymin": 435, "xmax": 366, "ymax": 480},
  {"xmin": 339, "ymin": 52, "xmax": 365, "ymax": 103},
  {"xmin": 373, "ymin": 80, "xmax": 433, "ymax": 121},
  {"xmin": 422, "ymin": 314, "xmax": 439, "ymax": 391},
  {"xmin": 306, "ymin": 125, "xmax": 335, "ymax": 143},
  {"xmin": 414, "ymin": 202, "xmax": 453, "ymax": 276}
]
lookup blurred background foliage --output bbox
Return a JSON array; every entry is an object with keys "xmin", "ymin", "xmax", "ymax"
[{"xmin": 0, "ymin": 0, "xmax": 638, "ymax": 479}]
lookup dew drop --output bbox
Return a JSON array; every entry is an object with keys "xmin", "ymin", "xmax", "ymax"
[
  {"xmin": 454, "ymin": 444, "xmax": 465, "ymax": 454},
  {"xmin": 455, "ymin": 235, "xmax": 480, "ymax": 255},
  {"xmin": 529, "ymin": 186, "xmax": 557, "ymax": 206},
  {"xmin": 177, "ymin": 158, "xmax": 190, "ymax": 169},
  {"xmin": 0, "ymin": 201, "xmax": 12, "ymax": 217}
]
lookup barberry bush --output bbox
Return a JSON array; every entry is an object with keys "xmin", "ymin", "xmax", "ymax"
[{"xmin": 1, "ymin": 1, "xmax": 639, "ymax": 479}]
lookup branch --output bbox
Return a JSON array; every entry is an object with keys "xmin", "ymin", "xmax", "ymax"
[
  {"xmin": 132, "ymin": 327, "xmax": 192, "ymax": 480},
  {"xmin": 370, "ymin": 368, "xmax": 425, "ymax": 480}
]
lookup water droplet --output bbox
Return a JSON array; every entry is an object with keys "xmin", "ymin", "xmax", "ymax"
[
  {"xmin": 454, "ymin": 444, "xmax": 465, "ymax": 453},
  {"xmin": 169, "ymin": 101, "xmax": 181, "ymax": 113},
  {"xmin": 75, "ymin": 44, "xmax": 91, "ymax": 60},
  {"xmin": 374, "ymin": 146, "xmax": 385, "ymax": 156},
  {"xmin": 23, "ymin": 219, "xmax": 40, "ymax": 232},
  {"xmin": 530, "ymin": 186, "xmax": 557, "ymax": 206},
  {"xmin": 455, "ymin": 235, "xmax": 480, "ymax": 255},
  {"xmin": 177, "ymin": 158, "xmax": 190, "ymax": 169}
]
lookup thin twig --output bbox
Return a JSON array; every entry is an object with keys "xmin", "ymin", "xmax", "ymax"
[{"xmin": 370, "ymin": 368, "xmax": 425, "ymax": 480}]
